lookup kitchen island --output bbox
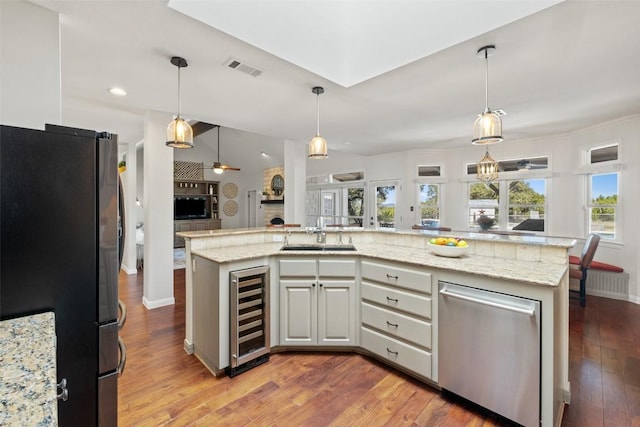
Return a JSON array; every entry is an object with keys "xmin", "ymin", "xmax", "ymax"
[
  {"xmin": 0, "ymin": 311, "xmax": 58, "ymax": 426},
  {"xmin": 178, "ymin": 227, "xmax": 575, "ymax": 427}
]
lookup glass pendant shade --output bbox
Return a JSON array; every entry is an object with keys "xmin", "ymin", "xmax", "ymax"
[
  {"xmin": 472, "ymin": 110, "xmax": 503, "ymax": 145},
  {"xmin": 477, "ymin": 148, "xmax": 499, "ymax": 182},
  {"xmin": 472, "ymin": 45, "xmax": 503, "ymax": 145},
  {"xmin": 309, "ymin": 86, "xmax": 328, "ymax": 159},
  {"xmin": 213, "ymin": 162, "xmax": 224, "ymax": 174},
  {"xmin": 166, "ymin": 116, "xmax": 193, "ymax": 148},
  {"xmin": 166, "ymin": 56, "xmax": 193, "ymax": 149},
  {"xmin": 309, "ymin": 135, "xmax": 328, "ymax": 159}
]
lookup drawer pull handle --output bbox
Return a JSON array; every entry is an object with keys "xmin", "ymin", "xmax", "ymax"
[
  {"xmin": 386, "ymin": 348, "xmax": 399, "ymax": 356},
  {"xmin": 386, "ymin": 274, "xmax": 399, "ymax": 280},
  {"xmin": 386, "ymin": 296, "xmax": 399, "ymax": 303},
  {"xmin": 386, "ymin": 321, "xmax": 398, "ymax": 328}
]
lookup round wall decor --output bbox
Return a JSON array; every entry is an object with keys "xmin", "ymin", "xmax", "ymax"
[
  {"xmin": 223, "ymin": 200, "xmax": 238, "ymax": 217},
  {"xmin": 222, "ymin": 182, "xmax": 238, "ymax": 199}
]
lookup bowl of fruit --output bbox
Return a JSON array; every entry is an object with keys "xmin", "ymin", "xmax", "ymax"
[{"xmin": 427, "ymin": 237, "xmax": 469, "ymax": 258}]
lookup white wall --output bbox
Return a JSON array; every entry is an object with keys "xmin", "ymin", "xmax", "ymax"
[
  {"xmin": 0, "ymin": 0, "xmax": 60, "ymax": 128},
  {"xmin": 305, "ymin": 115, "xmax": 640, "ymax": 302}
]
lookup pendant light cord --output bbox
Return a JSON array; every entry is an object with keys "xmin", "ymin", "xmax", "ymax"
[
  {"xmin": 177, "ymin": 65, "xmax": 182, "ymax": 118},
  {"xmin": 316, "ymin": 93, "xmax": 321, "ymax": 136},
  {"xmin": 484, "ymin": 49, "xmax": 489, "ymax": 112},
  {"xmin": 217, "ymin": 126, "xmax": 220, "ymax": 162}
]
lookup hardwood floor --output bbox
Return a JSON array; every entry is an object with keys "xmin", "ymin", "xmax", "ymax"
[{"xmin": 118, "ymin": 269, "xmax": 640, "ymax": 426}]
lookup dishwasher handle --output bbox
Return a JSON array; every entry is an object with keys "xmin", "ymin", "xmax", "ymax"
[{"xmin": 440, "ymin": 287, "xmax": 535, "ymax": 316}]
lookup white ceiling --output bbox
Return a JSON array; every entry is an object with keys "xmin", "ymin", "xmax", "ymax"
[
  {"xmin": 28, "ymin": 0, "xmax": 640, "ymax": 170},
  {"xmin": 167, "ymin": 0, "xmax": 561, "ymax": 87}
]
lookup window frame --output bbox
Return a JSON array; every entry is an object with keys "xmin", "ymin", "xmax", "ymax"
[{"xmin": 580, "ymin": 142, "xmax": 622, "ymax": 243}]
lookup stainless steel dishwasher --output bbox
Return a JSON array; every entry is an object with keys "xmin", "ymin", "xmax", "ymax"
[{"xmin": 438, "ymin": 281, "xmax": 541, "ymax": 427}]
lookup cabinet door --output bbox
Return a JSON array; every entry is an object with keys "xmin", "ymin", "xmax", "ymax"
[
  {"xmin": 317, "ymin": 280, "xmax": 356, "ymax": 346},
  {"xmin": 174, "ymin": 222, "xmax": 192, "ymax": 247},
  {"xmin": 280, "ymin": 280, "xmax": 317, "ymax": 345}
]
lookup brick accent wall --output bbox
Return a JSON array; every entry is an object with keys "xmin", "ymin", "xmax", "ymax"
[{"xmin": 263, "ymin": 166, "xmax": 284, "ymax": 225}]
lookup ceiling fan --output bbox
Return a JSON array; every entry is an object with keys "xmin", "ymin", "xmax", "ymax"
[
  {"xmin": 517, "ymin": 159, "xmax": 547, "ymax": 170},
  {"xmin": 205, "ymin": 126, "xmax": 241, "ymax": 174}
]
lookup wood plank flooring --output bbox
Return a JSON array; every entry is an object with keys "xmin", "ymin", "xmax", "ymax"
[{"xmin": 117, "ymin": 269, "xmax": 640, "ymax": 426}]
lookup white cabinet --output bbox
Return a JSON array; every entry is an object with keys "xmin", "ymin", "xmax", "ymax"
[
  {"xmin": 279, "ymin": 258, "xmax": 356, "ymax": 346},
  {"xmin": 360, "ymin": 259, "xmax": 434, "ymax": 380}
]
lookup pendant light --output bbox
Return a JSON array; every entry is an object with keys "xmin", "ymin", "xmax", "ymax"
[
  {"xmin": 476, "ymin": 147, "xmax": 499, "ymax": 182},
  {"xmin": 472, "ymin": 45, "xmax": 503, "ymax": 145},
  {"xmin": 166, "ymin": 56, "xmax": 193, "ymax": 149},
  {"xmin": 308, "ymin": 86, "xmax": 328, "ymax": 159}
]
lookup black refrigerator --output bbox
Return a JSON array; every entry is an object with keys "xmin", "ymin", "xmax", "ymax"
[{"xmin": 0, "ymin": 124, "xmax": 124, "ymax": 426}]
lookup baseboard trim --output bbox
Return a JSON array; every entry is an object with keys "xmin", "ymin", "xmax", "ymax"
[
  {"xmin": 184, "ymin": 339, "xmax": 194, "ymax": 354},
  {"xmin": 142, "ymin": 296, "xmax": 175, "ymax": 309},
  {"xmin": 120, "ymin": 264, "xmax": 137, "ymax": 275}
]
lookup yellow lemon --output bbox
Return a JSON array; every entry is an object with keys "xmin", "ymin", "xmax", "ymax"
[{"xmin": 457, "ymin": 240, "xmax": 468, "ymax": 247}]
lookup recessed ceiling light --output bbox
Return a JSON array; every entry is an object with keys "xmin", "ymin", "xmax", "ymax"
[
  {"xmin": 261, "ymin": 151, "xmax": 269, "ymax": 157},
  {"xmin": 109, "ymin": 87, "xmax": 127, "ymax": 96}
]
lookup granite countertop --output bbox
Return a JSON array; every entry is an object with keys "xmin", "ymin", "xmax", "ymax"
[
  {"xmin": 192, "ymin": 242, "xmax": 567, "ymax": 287},
  {"xmin": 0, "ymin": 312, "xmax": 57, "ymax": 427}
]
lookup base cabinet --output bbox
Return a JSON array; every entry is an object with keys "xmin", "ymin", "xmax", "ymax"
[
  {"xmin": 279, "ymin": 258, "xmax": 356, "ymax": 346},
  {"xmin": 360, "ymin": 259, "xmax": 434, "ymax": 380}
]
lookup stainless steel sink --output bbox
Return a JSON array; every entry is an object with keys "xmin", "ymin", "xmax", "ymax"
[{"xmin": 280, "ymin": 244, "xmax": 356, "ymax": 251}]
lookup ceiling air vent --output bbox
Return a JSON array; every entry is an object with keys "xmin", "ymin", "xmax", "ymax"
[{"xmin": 223, "ymin": 57, "xmax": 262, "ymax": 77}]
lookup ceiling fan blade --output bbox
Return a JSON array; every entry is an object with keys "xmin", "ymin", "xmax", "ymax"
[{"xmin": 222, "ymin": 165, "xmax": 241, "ymax": 171}]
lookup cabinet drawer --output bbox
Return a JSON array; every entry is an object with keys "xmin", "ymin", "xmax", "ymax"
[
  {"xmin": 362, "ymin": 261, "xmax": 431, "ymax": 293},
  {"xmin": 361, "ymin": 326, "xmax": 431, "ymax": 379},
  {"xmin": 361, "ymin": 282, "xmax": 431, "ymax": 319},
  {"xmin": 361, "ymin": 302, "xmax": 431, "ymax": 349},
  {"xmin": 279, "ymin": 259, "xmax": 316, "ymax": 277},
  {"xmin": 318, "ymin": 259, "xmax": 356, "ymax": 278}
]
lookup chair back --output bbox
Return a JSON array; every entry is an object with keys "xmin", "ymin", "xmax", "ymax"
[{"xmin": 580, "ymin": 233, "xmax": 601, "ymax": 269}]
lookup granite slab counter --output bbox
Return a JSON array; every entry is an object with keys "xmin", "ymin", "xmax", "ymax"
[
  {"xmin": 191, "ymin": 241, "xmax": 567, "ymax": 287},
  {"xmin": 0, "ymin": 312, "xmax": 57, "ymax": 427}
]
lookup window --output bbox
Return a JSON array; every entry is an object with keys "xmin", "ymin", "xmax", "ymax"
[
  {"xmin": 418, "ymin": 184, "xmax": 440, "ymax": 226},
  {"xmin": 584, "ymin": 144, "xmax": 619, "ymax": 240},
  {"xmin": 588, "ymin": 173, "xmax": 618, "ymax": 239},
  {"xmin": 305, "ymin": 183, "xmax": 365, "ymax": 227},
  {"xmin": 468, "ymin": 182, "xmax": 499, "ymax": 228},
  {"xmin": 507, "ymin": 179, "xmax": 545, "ymax": 231},
  {"xmin": 467, "ymin": 179, "xmax": 546, "ymax": 231}
]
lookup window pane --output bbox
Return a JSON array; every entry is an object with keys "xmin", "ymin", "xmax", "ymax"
[
  {"xmin": 419, "ymin": 184, "xmax": 439, "ymax": 226},
  {"xmin": 347, "ymin": 187, "xmax": 364, "ymax": 226},
  {"xmin": 589, "ymin": 173, "xmax": 617, "ymax": 239},
  {"xmin": 507, "ymin": 179, "xmax": 545, "ymax": 230},
  {"xmin": 469, "ymin": 208, "xmax": 498, "ymax": 229},
  {"xmin": 418, "ymin": 165, "xmax": 441, "ymax": 177},
  {"xmin": 469, "ymin": 182, "xmax": 498, "ymax": 229},
  {"xmin": 590, "ymin": 145, "xmax": 618, "ymax": 164},
  {"xmin": 376, "ymin": 185, "xmax": 396, "ymax": 229},
  {"xmin": 469, "ymin": 182, "xmax": 499, "ymax": 201}
]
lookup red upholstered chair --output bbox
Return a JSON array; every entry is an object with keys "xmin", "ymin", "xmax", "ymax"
[{"xmin": 569, "ymin": 233, "xmax": 601, "ymax": 307}]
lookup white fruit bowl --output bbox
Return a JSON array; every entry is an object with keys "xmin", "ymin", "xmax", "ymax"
[{"xmin": 427, "ymin": 242, "xmax": 469, "ymax": 258}]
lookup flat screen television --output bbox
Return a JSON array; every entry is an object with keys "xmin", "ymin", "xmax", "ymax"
[{"xmin": 174, "ymin": 196, "xmax": 209, "ymax": 220}]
